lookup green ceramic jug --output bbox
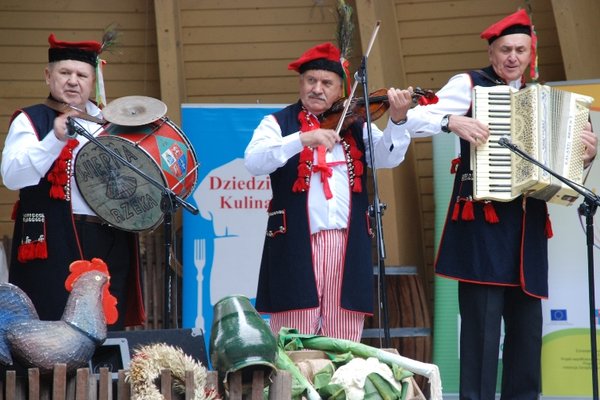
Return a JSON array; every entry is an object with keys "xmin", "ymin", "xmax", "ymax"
[{"xmin": 209, "ymin": 295, "xmax": 277, "ymax": 386}]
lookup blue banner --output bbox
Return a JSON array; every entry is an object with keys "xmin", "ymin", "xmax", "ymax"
[{"xmin": 181, "ymin": 104, "xmax": 284, "ymax": 351}]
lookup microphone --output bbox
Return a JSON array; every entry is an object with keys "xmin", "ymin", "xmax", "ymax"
[
  {"xmin": 498, "ymin": 136, "xmax": 511, "ymax": 147},
  {"xmin": 66, "ymin": 117, "xmax": 78, "ymax": 138}
]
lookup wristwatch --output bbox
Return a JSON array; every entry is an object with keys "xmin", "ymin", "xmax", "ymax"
[{"xmin": 441, "ymin": 114, "xmax": 451, "ymax": 133}]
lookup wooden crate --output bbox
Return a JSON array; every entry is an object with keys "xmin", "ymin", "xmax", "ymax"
[{"xmin": 0, "ymin": 364, "xmax": 291, "ymax": 400}]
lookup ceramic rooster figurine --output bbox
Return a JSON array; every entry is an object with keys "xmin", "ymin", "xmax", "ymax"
[{"xmin": 0, "ymin": 258, "xmax": 118, "ymax": 374}]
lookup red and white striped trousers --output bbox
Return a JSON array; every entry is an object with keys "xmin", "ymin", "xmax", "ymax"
[{"xmin": 269, "ymin": 228, "xmax": 365, "ymax": 342}]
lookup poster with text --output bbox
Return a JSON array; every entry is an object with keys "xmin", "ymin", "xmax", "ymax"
[
  {"xmin": 541, "ymin": 80, "xmax": 600, "ymax": 397},
  {"xmin": 181, "ymin": 104, "xmax": 283, "ymax": 350}
]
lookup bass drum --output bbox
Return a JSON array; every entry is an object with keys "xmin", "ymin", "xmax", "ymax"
[{"xmin": 74, "ymin": 117, "xmax": 198, "ymax": 232}]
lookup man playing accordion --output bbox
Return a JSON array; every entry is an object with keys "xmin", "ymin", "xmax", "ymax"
[{"xmin": 402, "ymin": 8, "xmax": 597, "ymax": 400}]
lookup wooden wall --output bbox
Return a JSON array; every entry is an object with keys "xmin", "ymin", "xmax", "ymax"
[
  {"xmin": 178, "ymin": 0, "xmax": 363, "ymax": 104},
  {"xmin": 551, "ymin": 0, "xmax": 600, "ymax": 80}
]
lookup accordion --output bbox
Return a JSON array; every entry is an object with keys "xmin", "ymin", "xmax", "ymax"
[{"xmin": 471, "ymin": 84, "xmax": 594, "ymax": 206}]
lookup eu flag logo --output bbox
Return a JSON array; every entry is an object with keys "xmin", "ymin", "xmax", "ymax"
[{"xmin": 550, "ymin": 309, "xmax": 567, "ymax": 321}]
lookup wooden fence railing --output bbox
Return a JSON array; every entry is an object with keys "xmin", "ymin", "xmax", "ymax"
[{"xmin": 0, "ymin": 365, "xmax": 292, "ymax": 400}]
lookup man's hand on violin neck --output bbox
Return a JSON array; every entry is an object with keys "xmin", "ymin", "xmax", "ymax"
[
  {"xmin": 300, "ymin": 128, "xmax": 341, "ymax": 150},
  {"xmin": 387, "ymin": 87, "xmax": 413, "ymax": 123}
]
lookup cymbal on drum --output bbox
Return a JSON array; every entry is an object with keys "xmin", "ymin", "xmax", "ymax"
[{"xmin": 103, "ymin": 96, "xmax": 168, "ymax": 126}]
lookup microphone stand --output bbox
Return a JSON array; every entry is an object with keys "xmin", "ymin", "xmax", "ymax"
[
  {"xmin": 68, "ymin": 118, "xmax": 199, "ymax": 330},
  {"xmin": 328, "ymin": 20, "xmax": 390, "ymax": 346},
  {"xmin": 499, "ymin": 137, "xmax": 600, "ymax": 400},
  {"xmin": 355, "ymin": 56, "xmax": 391, "ymax": 348}
]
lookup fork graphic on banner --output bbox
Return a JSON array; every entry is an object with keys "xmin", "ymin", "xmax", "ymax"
[{"xmin": 193, "ymin": 238, "xmax": 206, "ymax": 329}]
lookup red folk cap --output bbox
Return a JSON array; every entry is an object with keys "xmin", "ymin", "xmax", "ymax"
[
  {"xmin": 288, "ymin": 42, "xmax": 344, "ymax": 78},
  {"xmin": 480, "ymin": 9, "xmax": 532, "ymax": 43},
  {"xmin": 480, "ymin": 9, "xmax": 538, "ymax": 81},
  {"xmin": 48, "ymin": 33, "xmax": 102, "ymax": 67}
]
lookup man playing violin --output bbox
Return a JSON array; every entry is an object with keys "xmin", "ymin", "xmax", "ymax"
[{"xmin": 244, "ymin": 42, "xmax": 413, "ymax": 342}]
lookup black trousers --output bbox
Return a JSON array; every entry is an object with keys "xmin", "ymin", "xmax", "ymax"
[
  {"xmin": 75, "ymin": 220, "xmax": 133, "ymax": 330},
  {"xmin": 458, "ymin": 281, "xmax": 542, "ymax": 400}
]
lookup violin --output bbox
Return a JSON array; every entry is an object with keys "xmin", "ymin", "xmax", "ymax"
[{"xmin": 318, "ymin": 87, "xmax": 438, "ymax": 132}]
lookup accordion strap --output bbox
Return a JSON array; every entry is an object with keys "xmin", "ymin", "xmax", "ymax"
[{"xmin": 473, "ymin": 69, "xmax": 504, "ymax": 85}]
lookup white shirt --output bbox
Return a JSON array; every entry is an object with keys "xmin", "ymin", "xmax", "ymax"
[
  {"xmin": 244, "ymin": 113, "xmax": 411, "ymax": 234},
  {"xmin": 1, "ymin": 101, "xmax": 104, "ymax": 215},
  {"xmin": 404, "ymin": 72, "xmax": 523, "ymax": 137}
]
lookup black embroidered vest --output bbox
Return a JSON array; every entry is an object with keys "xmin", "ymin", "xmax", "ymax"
[
  {"xmin": 435, "ymin": 66, "xmax": 549, "ymax": 298},
  {"xmin": 255, "ymin": 101, "xmax": 375, "ymax": 313}
]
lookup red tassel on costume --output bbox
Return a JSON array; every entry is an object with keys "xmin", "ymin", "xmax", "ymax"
[
  {"xmin": 350, "ymin": 147, "xmax": 362, "ymax": 159},
  {"xmin": 354, "ymin": 160, "xmax": 364, "ymax": 176},
  {"xmin": 55, "ymin": 172, "xmax": 68, "ymax": 185},
  {"xmin": 292, "ymin": 179, "xmax": 307, "ymax": 193},
  {"xmin": 346, "ymin": 136, "xmax": 364, "ymax": 194},
  {"xmin": 49, "ymin": 184, "xmax": 66, "ymax": 199},
  {"xmin": 483, "ymin": 202, "xmax": 499, "ymax": 224},
  {"xmin": 298, "ymin": 161, "xmax": 311, "ymax": 175},
  {"xmin": 462, "ymin": 199, "xmax": 475, "ymax": 221},
  {"xmin": 452, "ymin": 201, "xmax": 460, "ymax": 221},
  {"xmin": 347, "ymin": 135, "xmax": 363, "ymax": 159},
  {"xmin": 545, "ymin": 214, "xmax": 554, "ymax": 238},
  {"xmin": 35, "ymin": 241, "xmax": 48, "ymax": 259},
  {"xmin": 56, "ymin": 159, "xmax": 67, "ymax": 170},
  {"xmin": 450, "ymin": 157, "xmax": 461, "ymax": 174},
  {"xmin": 292, "ymin": 162, "xmax": 310, "ymax": 192},
  {"xmin": 17, "ymin": 243, "xmax": 35, "ymax": 263},
  {"xmin": 47, "ymin": 138, "xmax": 79, "ymax": 200},
  {"xmin": 17, "ymin": 245, "xmax": 26, "ymax": 263}
]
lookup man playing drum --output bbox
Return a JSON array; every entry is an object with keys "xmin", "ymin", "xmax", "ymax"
[{"xmin": 1, "ymin": 32, "xmax": 145, "ymax": 329}]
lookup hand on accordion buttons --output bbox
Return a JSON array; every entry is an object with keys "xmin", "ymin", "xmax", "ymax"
[{"xmin": 448, "ymin": 115, "xmax": 490, "ymax": 146}]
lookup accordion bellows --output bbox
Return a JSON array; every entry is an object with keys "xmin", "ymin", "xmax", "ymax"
[{"xmin": 471, "ymin": 84, "xmax": 594, "ymax": 206}]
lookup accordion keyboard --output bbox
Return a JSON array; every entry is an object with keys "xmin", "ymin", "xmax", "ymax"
[
  {"xmin": 470, "ymin": 84, "xmax": 593, "ymax": 206},
  {"xmin": 471, "ymin": 86, "xmax": 517, "ymax": 201}
]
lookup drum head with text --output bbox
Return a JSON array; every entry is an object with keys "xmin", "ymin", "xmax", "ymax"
[
  {"xmin": 75, "ymin": 120, "xmax": 198, "ymax": 232},
  {"xmin": 75, "ymin": 135, "xmax": 167, "ymax": 231}
]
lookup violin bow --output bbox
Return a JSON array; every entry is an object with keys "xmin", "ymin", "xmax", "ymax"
[{"xmin": 334, "ymin": 20, "xmax": 381, "ymax": 136}]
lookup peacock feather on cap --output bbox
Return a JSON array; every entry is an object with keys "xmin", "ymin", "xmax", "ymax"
[
  {"xmin": 335, "ymin": 0, "xmax": 354, "ymax": 96},
  {"xmin": 100, "ymin": 23, "xmax": 122, "ymax": 54},
  {"xmin": 336, "ymin": 0, "xmax": 354, "ymax": 61},
  {"xmin": 96, "ymin": 23, "xmax": 122, "ymax": 108}
]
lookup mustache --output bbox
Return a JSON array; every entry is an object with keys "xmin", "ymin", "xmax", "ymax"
[{"xmin": 308, "ymin": 94, "xmax": 327, "ymax": 101}]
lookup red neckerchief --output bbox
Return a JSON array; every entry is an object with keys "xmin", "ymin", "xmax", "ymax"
[{"xmin": 292, "ymin": 108, "xmax": 363, "ymax": 198}]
